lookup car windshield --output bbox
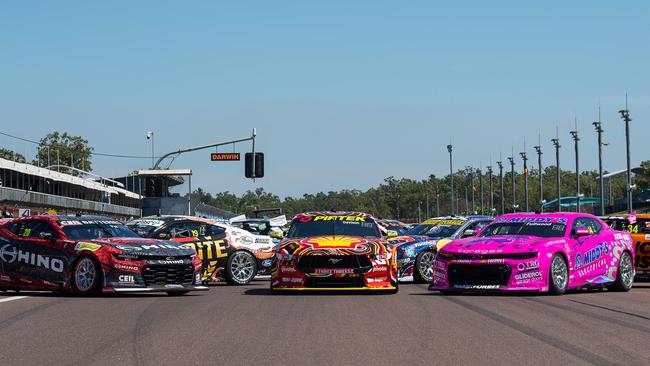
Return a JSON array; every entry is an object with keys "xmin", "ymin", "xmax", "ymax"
[
  {"xmin": 126, "ymin": 219, "xmax": 167, "ymax": 237},
  {"xmin": 403, "ymin": 222, "xmax": 463, "ymax": 238},
  {"xmin": 480, "ymin": 222, "xmax": 566, "ymax": 238},
  {"xmin": 287, "ymin": 217, "xmax": 381, "ymax": 238},
  {"xmin": 61, "ymin": 220, "xmax": 141, "ymax": 240}
]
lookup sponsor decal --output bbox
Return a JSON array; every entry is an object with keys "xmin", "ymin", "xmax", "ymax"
[
  {"xmin": 118, "ymin": 275, "xmax": 135, "ymax": 284},
  {"xmin": 506, "ymin": 217, "xmax": 568, "ymax": 223},
  {"xmin": 516, "ymin": 260, "xmax": 540, "ymax": 271},
  {"xmin": 60, "ymin": 220, "xmax": 122, "ymax": 226},
  {"xmin": 165, "ymin": 284, "xmax": 184, "ymax": 289},
  {"xmin": 118, "ymin": 244, "xmax": 181, "ymax": 251},
  {"xmin": 575, "ymin": 243, "xmax": 609, "ymax": 270},
  {"xmin": 280, "ymin": 266, "xmax": 297, "ymax": 273},
  {"xmin": 261, "ymin": 259, "xmax": 273, "ymax": 267},
  {"xmin": 367, "ymin": 277, "xmax": 387, "ymax": 283},
  {"xmin": 151, "ymin": 259, "xmax": 185, "ymax": 265},
  {"xmin": 240, "ymin": 236, "xmax": 254, "ymax": 245},
  {"xmin": 75, "ymin": 242, "xmax": 101, "ymax": 251},
  {"xmin": 422, "ymin": 219, "xmax": 466, "ymax": 225},
  {"xmin": 514, "ymin": 270, "xmax": 542, "ymax": 283},
  {"xmin": 315, "ymin": 268, "xmax": 355, "ymax": 274},
  {"xmin": 454, "ymin": 284, "xmax": 500, "ymax": 289},
  {"xmin": 0, "ymin": 244, "xmax": 64, "ymax": 273},
  {"xmin": 114, "ymin": 263, "xmax": 140, "ymax": 272}
]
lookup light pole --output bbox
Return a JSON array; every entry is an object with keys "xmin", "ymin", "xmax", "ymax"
[
  {"xmin": 497, "ymin": 161, "xmax": 504, "ymax": 214},
  {"xmin": 520, "ymin": 152, "xmax": 529, "ymax": 212},
  {"xmin": 619, "ymin": 105, "xmax": 633, "ymax": 213},
  {"xmin": 534, "ymin": 145, "xmax": 543, "ymax": 211},
  {"xmin": 487, "ymin": 165, "xmax": 493, "ymax": 214},
  {"xmin": 469, "ymin": 171, "xmax": 475, "ymax": 213},
  {"xmin": 479, "ymin": 167, "xmax": 484, "ymax": 214},
  {"xmin": 508, "ymin": 157, "xmax": 515, "ymax": 212},
  {"xmin": 570, "ymin": 129, "xmax": 580, "ymax": 212},
  {"xmin": 447, "ymin": 145, "xmax": 454, "ymax": 215},
  {"xmin": 552, "ymin": 138, "xmax": 561, "ymax": 212},
  {"xmin": 147, "ymin": 131, "xmax": 155, "ymax": 168},
  {"xmin": 593, "ymin": 121, "xmax": 605, "ymax": 215}
]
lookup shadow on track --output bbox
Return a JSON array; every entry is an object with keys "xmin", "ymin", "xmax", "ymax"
[{"xmin": 244, "ymin": 288, "xmax": 398, "ymax": 296}]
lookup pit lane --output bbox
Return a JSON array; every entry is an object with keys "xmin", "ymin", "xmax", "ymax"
[{"xmin": 1, "ymin": 281, "xmax": 649, "ymax": 366}]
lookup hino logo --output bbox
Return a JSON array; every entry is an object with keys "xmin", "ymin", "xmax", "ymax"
[
  {"xmin": 328, "ymin": 258, "xmax": 343, "ymax": 264},
  {"xmin": 0, "ymin": 244, "xmax": 64, "ymax": 273}
]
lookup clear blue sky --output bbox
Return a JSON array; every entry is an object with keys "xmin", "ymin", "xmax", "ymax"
[{"xmin": 1, "ymin": 1, "xmax": 648, "ymax": 198}]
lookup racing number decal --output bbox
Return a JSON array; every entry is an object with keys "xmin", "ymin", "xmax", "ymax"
[{"xmin": 626, "ymin": 225, "xmax": 639, "ymax": 234}]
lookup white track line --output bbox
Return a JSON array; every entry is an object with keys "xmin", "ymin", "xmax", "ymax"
[{"xmin": 0, "ymin": 296, "xmax": 28, "ymax": 304}]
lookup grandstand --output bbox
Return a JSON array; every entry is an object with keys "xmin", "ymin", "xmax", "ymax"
[{"xmin": 0, "ymin": 157, "xmax": 141, "ymax": 218}]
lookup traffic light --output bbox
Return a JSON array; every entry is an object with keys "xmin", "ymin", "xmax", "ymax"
[{"xmin": 245, "ymin": 152, "xmax": 264, "ymax": 178}]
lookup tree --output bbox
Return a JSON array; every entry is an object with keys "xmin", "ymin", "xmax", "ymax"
[
  {"xmin": 34, "ymin": 132, "xmax": 94, "ymax": 173},
  {"xmin": 0, "ymin": 148, "xmax": 27, "ymax": 163}
]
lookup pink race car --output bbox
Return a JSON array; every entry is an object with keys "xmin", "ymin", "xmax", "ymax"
[{"xmin": 430, "ymin": 213, "xmax": 635, "ymax": 295}]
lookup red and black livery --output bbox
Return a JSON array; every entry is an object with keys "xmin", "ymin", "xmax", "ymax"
[{"xmin": 0, "ymin": 215, "xmax": 207, "ymax": 296}]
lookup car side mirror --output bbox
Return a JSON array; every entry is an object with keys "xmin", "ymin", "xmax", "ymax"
[
  {"xmin": 270, "ymin": 231, "xmax": 283, "ymax": 239},
  {"xmin": 386, "ymin": 230, "xmax": 399, "ymax": 238},
  {"xmin": 574, "ymin": 228, "xmax": 591, "ymax": 238},
  {"xmin": 462, "ymin": 229, "xmax": 476, "ymax": 238},
  {"xmin": 39, "ymin": 232, "xmax": 54, "ymax": 240}
]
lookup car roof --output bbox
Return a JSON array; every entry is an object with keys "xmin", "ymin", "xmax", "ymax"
[{"xmin": 292, "ymin": 211, "xmax": 375, "ymax": 220}]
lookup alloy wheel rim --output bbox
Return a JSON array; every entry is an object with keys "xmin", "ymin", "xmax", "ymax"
[
  {"xmin": 75, "ymin": 258, "xmax": 96, "ymax": 292},
  {"xmin": 418, "ymin": 252, "xmax": 435, "ymax": 281},
  {"xmin": 620, "ymin": 253, "xmax": 633, "ymax": 288},
  {"xmin": 231, "ymin": 252, "xmax": 254, "ymax": 282},
  {"xmin": 551, "ymin": 256, "xmax": 567, "ymax": 290}
]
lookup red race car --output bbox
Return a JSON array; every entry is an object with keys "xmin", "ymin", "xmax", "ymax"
[
  {"xmin": 271, "ymin": 211, "xmax": 398, "ymax": 293},
  {"xmin": 0, "ymin": 215, "xmax": 207, "ymax": 296}
]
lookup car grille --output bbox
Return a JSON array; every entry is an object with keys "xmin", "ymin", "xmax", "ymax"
[
  {"xmin": 448, "ymin": 264, "xmax": 511, "ymax": 287},
  {"xmin": 296, "ymin": 255, "xmax": 372, "ymax": 274},
  {"xmin": 305, "ymin": 277, "xmax": 365, "ymax": 288},
  {"xmin": 143, "ymin": 264, "xmax": 194, "ymax": 286}
]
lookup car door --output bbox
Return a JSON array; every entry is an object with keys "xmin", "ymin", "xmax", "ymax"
[
  {"xmin": 571, "ymin": 217, "xmax": 607, "ymax": 282},
  {"xmin": 6, "ymin": 220, "xmax": 68, "ymax": 289}
]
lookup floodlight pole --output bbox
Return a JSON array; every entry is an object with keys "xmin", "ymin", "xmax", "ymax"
[
  {"xmin": 593, "ymin": 121, "xmax": 605, "ymax": 215},
  {"xmin": 447, "ymin": 145, "xmax": 454, "ymax": 215},
  {"xmin": 552, "ymin": 138, "xmax": 561, "ymax": 212},
  {"xmin": 619, "ymin": 105, "xmax": 633, "ymax": 213},
  {"xmin": 497, "ymin": 161, "xmax": 504, "ymax": 214},
  {"xmin": 520, "ymin": 152, "xmax": 529, "ymax": 212},
  {"xmin": 508, "ymin": 157, "xmax": 515, "ymax": 212},
  {"xmin": 570, "ymin": 129, "xmax": 580, "ymax": 212},
  {"xmin": 534, "ymin": 145, "xmax": 543, "ymax": 210},
  {"xmin": 487, "ymin": 165, "xmax": 493, "ymax": 214}
]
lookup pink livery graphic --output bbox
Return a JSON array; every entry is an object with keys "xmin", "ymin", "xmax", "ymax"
[{"xmin": 429, "ymin": 213, "xmax": 635, "ymax": 295}]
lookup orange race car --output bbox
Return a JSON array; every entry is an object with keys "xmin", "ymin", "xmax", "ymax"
[{"xmin": 602, "ymin": 214, "xmax": 650, "ymax": 278}]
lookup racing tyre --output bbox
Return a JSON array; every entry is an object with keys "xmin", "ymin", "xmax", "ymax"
[
  {"xmin": 609, "ymin": 251, "xmax": 634, "ymax": 292},
  {"xmin": 413, "ymin": 250, "xmax": 435, "ymax": 284},
  {"xmin": 72, "ymin": 256, "xmax": 102, "ymax": 296},
  {"xmin": 225, "ymin": 251, "xmax": 257, "ymax": 285},
  {"xmin": 548, "ymin": 254, "xmax": 568, "ymax": 295}
]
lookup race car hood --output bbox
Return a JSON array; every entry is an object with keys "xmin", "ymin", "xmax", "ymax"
[
  {"xmin": 277, "ymin": 235, "xmax": 388, "ymax": 256},
  {"xmin": 440, "ymin": 235, "xmax": 551, "ymax": 255},
  {"xmin": 387, "ymin": 235, "xmax": 436, "ymax": 249},
  {"xmin": 76, "ymin": 237, "xmax": 196, "ymax": 257}
]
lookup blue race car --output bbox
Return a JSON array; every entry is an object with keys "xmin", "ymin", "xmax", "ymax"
[{"xmin": 387, "ymin": 216, "xmax": 493, "ymax": 283}]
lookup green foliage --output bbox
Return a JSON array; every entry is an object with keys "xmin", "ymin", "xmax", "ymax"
[
  {"xmin": 34, "ymin": 132, "xmax": 94, "ymax": 174},
  {"xmin": 0, "ymin": 148, "xmax": 27, "ymax": 163},
  {"xmin": 197, "ymin": 166, "xmax": 636, "ymax": 220}
]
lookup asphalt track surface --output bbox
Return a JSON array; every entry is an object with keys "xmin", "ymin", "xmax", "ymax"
[{"xmin": 2, "ymin": 281, "xmax": 650, "ymax": 366}]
